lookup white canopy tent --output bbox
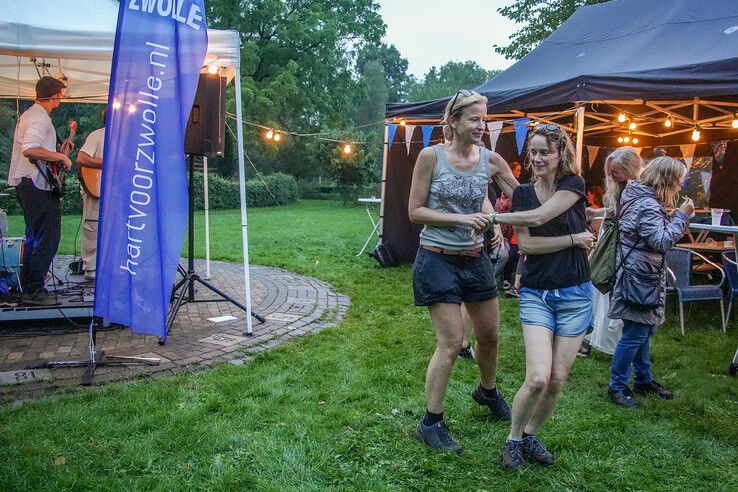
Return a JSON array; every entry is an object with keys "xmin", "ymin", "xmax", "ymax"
[{"xmin": 0, "ymin": 0, "xmax": 256, "ymax": 334}]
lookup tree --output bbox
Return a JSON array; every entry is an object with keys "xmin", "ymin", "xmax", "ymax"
[
  {"xmin": 495, "ymin": 0, "xmax": 609, "ymax": 60},
  {"xmin": 356, "ymin": 43, "xmax": 413, "ymax": 103},
  {"xmin": 407, "ymin": 61, "xmax": 500, "ymax": 102}
]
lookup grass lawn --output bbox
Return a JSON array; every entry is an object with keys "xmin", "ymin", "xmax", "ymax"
[{"xmin": 2, "ymin": 199, "xmax": 737, "ymax": 490}]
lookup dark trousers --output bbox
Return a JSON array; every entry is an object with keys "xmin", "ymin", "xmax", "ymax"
[{"xmin": 16, "ymin": 178, "xmax": 61, "ymax": 294}]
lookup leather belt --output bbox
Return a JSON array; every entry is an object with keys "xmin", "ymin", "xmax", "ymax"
[{"xmin": 421, "ymin": 245, "xmax": 483, "ymax": 258}]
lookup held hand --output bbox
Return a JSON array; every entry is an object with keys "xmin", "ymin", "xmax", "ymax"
[
  {"xmin": 679, "ymin": 197, "xmax": 695, "ymax": 217},
  {"xmin": 488, "ymin": 230, "xmax": 503, "ymax": 249},
  {"xmin": 572, "ymin": 231, "xmax": 595, "ymax": 250},
  {"xmin": 61, "ymin": 155, "xmax": 73, "ymax": 171},
  {"xmin": 460, "ymin": 212, "xmax": 492, "ymax": 232}
]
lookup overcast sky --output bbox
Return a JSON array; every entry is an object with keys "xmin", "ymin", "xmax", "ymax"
[{"xmin": 376, "ymin": 0, "xmax": 520, "ymax": 78}]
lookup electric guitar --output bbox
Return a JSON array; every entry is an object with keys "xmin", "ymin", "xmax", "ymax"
[{"xmin": 31, "ymin": 119, "xmax": 76, "ymax": 199}]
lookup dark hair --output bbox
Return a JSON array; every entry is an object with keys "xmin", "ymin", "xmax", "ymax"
[
  {"xmin": 525, "ymin": 124, "xmax": 578, "ymax": 182},
  {"xmin": 35, "ymin": 76, "xmax": 66, "ymax": 100}
]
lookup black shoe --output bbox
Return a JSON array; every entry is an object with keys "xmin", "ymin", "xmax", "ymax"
[
  {"xmin": 577, "ymin": 340, "xmax": 591, "ymax": 358},
  {"xmin": 633, "ymin": 380, "xmax": 673, "ymax": 400},
  {"xmin": 608, "ymin": 387, "xmax": 639, "ymax": 408},
  {"xmin": 504, "ymin": 287, "xmax": 520, "ymax": 298},
  {"xmin": 501, "ymin": 439, "xmax": 524, "ymax": 470},
  {"xmin": 415, "ymin": 421, "xmax": 462, "ymax": 454},
  {"xmin": 522, "ymin": 435, "xmax": 554, "ymax": 466},
  {"xmin": 23, "ymin": 290, "xmax": 60, "ymax": 306},
  {"xmin": 458, "ymin": 344, "xmax": 475, "ymax": 360},
  {"xmin": 472, "ymin": 384, "xmax": 512, "ymax": 421}
]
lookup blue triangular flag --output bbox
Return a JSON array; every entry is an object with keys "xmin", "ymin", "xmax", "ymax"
[
  {"xmin": 387, "ymin": 123, "xmax": 398, "ymax": 150},
  {"xmin": 513, "ymin": 118, "xmax": 531, "ymax": 155},
  {"xmin": 421, "ymin": 126, "xmax": 434, "ymax": 149}
]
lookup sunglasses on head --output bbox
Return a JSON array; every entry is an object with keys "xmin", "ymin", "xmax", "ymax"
[
  {"xmin": 449, "ymin": 89, "xmax": 473, "ymax": 114},
  {"xmin": 533, "ymin": 123, "xmax": 561, "ymax": 133}
]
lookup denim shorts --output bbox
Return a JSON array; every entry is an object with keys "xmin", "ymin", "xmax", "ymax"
[
  {"xmin": 413, "ymin": 247, "xmax": 498, "ymax": 306},
  {"xmin": 519, "ymin": 281, "xmax": 594, "ymax": 337}
]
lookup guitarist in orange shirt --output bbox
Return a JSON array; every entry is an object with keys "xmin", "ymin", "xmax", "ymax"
[{"xmin": 77, "ymin": 108, "xmax": 106, "ymax": 282}]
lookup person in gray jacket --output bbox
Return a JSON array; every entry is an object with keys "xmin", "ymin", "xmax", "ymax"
[{"xmin": 607, "ymin": 156, "xmax": 694, "ymax": 407}]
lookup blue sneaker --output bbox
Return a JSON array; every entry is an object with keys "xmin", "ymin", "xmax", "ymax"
[{"xmin": 415, "ymin": 421, "xmax": 462, "ymax": 454}]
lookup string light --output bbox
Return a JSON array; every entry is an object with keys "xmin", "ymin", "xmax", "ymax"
[
  {"xmin": 692, "ymin": 128, "xmax": 700, "ymax": 141},
  {"xmin": 342, "ymin": 143, "xmax": 353, "ymax": 155},
  {"xmin": 127, "ymin": 104, "xmax": 136, "ymax": 114},
  {"xmin": 264, "ymin": 129, "xmax": 274, "ymax": 140},
  {"xmin": 732, "ymin": 114, "xmax": 738, "ymax": 128},
  {"xmin": 664, "ymin": 116, "xmax": 672, "ymax": 127},
  {"xmin": 624, "ymin": 136, "xmax": 630, "ymax": 143},
  {"xmin": 632, "ymin": 137, "xmax": 639, "ymax": 144},
  {"xmin": 618, "ymin": 113, "xmax": 626, "ymax": 123},
  {"xmin": 273, "ymin": 133, "xmax": 282, "ymax": 142},
  {"xmin": 207, "ymin": 65, "xmax": 219, "ymax": 74},
  {"xmin": 617, "ymin": 136, "xmax": 624, "ymax": 143},
  {"xmin": 628, "ymin": 122, "xmax": 637, "ymax": 130}
]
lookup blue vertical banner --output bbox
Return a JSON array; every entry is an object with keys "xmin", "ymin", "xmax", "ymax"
[
  {"xmin": 94, "ymin": 0, "xmax": 208, "ymax": 340},
  {"xmin": 387, "ymin": 123, "xmax": 398, "ymax": 151},
  {"xmin": 513, "ymin": 118, "xmax": 531, "ymax": 155},
  {"xmin": 421, "ymin": 125, "xmax": 434, "ymax": 149}
]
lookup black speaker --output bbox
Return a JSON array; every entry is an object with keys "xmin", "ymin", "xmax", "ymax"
[{"xmin": 185, "ymin": 73, "xmax": 226, "ymax": 157}]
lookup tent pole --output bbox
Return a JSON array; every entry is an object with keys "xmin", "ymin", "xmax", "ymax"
[
  {"xmin": 203, "ymin": 155, "xmax": 211, "ymax": 279},
  {"xmin": 234, "ymin": 67, "xmax": 254, "ymax": 335},
  {"xmin": 575, "ymin": 106, "xmax": 585, "ymax": 169},
  {"xmin": 378, "ymin": 122, "xmax": 389, "ymax": 248}
]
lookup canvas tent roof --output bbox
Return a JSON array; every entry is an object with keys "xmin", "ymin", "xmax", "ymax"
[
  {"xmin": 387, "ymin": 0, "xmax": 738, "ymax": 119},
  {"xmin": 0, "ymin": 0, "xmax": 240, "ymax": 103}
]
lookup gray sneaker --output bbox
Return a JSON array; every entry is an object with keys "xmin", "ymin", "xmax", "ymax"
[
  {"xmin": 415, "ymin": 421, "xmax": 462, "ymax": 454},
  {"xmin": 472, "ymin": 384, "xmax": 512, "ymax": 421},
  {"xmin": 501, "ymin": 439, "xmax": 524, "ymax": 470},
  {"xmin": 522, "ymin": 435, "xmax": 554, "ymax": 466},
  {"xmin": 24, "ymin": 290, "xmax": 60, "ymax": 306}
]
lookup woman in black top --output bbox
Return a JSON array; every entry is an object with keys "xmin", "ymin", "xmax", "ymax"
[{"xmin": 490, "ymin": 124, "xmax": 594, "ymax": 469}]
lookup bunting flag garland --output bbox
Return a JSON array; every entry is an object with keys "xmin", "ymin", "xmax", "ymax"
[
  {"xmin": 679, "ymin": 143, "xmax": 696, "ymax": 168},
  {"xmin": 421, "ymin": 125, "xmax": 434, "ymax": 149},
  {"xmin": 633, "ymin": 147, "xmax": 643, "ymax": 156},
  {"xmin": 586, "ymin": 146, "xmax": 600, "ymax": 169},
  {"xmin": 486, "ymin": 121, "xmax": 503, "ymax": 151},
  {"xmin": 387, "ymin": 123, "xmax": 398, "ymax": 151},
  {"xmin": 405, "ymin": 124, "xmax": 416, "ymax": 155},
  {"xmin": 513, "ymin": 118, "xmax": 531, "ymax": 155}
]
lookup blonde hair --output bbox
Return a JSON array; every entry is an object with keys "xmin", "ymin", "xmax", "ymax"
[
  {"xmin": 525, "ymin": 124, "xmax": 579, "ymax": 182},
  {"xmin": 638, "ymin": 156, "xmax": 686, "ymax": 207},
  {"xmin": 603, "ymin": 147, "xmax": 643, "ymax": 213},
  {"xmin": 442, "ymin": 90, "xmax": 488, "ymax": 141}
]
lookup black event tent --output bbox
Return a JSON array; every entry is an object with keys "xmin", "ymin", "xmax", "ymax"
[{"xmin": 372, "ymin": 0, "xmax": 738, "ymax": 267}]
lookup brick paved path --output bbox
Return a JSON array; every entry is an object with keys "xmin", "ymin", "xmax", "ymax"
[{"xmin": 0, "ymin": 257, "xmax": 349, "ymax": 401}]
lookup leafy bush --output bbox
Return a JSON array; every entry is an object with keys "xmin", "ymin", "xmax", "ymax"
[
  {"xmin": 1, "ymin": 174, "xmax": 83, "ymax": 215},
  {"xmin": 192, "ymin": 171, "xmax": 299, "ymax": 209}
]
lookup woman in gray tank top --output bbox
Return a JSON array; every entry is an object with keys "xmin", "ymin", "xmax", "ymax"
[{"xmin": 408, "ymin": 90, "xmax": 520, "ymax": 454}]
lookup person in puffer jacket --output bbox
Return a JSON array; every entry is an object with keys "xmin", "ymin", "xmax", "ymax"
[{"xmin": 607, "ymin": 156, "xmax": 694, "ymax": 407}]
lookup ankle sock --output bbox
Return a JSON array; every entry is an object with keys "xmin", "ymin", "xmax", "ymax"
[
  {"xmin": 478, "ymin": 384, "xmax": 498, "ymax": 398},
  {"xmin": 423, "ymin": 410, "xmax": 443, "ymax": 426}
]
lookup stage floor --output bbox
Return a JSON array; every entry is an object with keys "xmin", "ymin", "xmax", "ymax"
[{"xmin": 0, "ymin": 256, "xmax": 349, "ymax": 401}]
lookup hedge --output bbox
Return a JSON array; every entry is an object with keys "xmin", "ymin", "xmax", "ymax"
[{"xmin": 1, "ymin": 171, "xmax": 299, "ymax": 216}]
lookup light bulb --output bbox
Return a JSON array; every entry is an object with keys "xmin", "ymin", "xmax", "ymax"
[
  {"xmin": 265, "ymin": 129, "xmax": 274, "ymax": 140},
  {"xmin": 112, "ymin": 99, "xmax": 121, "ymax": 110},
  {"xmin": 624, "ymin": 136, "xmax": 630, "ymax": 143},
  {"xmin": 692, "ymin": 129, "xmax": 700, "ymax": 141},
  {"xmin": 664, "ymin": 117, "xmax": 672, "ymax": 128},
  {"xmin": 207, "ymin": 65, "xmax": 218, "ymax": 74},
  {"xmin": 617, "ymin": 137, "xmax": 624, "ymax": 143},
  {"xmin": 632, "ymin": 137, "xmax": 639, "ymax": 144},
  {"xmin": 274, "ymin": 133, "xmax": 282, "ymax": 142},
  {"xmin": 399, "ymin": 119, "xmax": 406, "ymax": 127},
  {"xmin": 127, "ymin": 104, "xmax": 136, "ymax": 114},
  {"xmin": 618, "ymin": 113, "xmax": 626, "ymax": 123},
  {"xmin": 343, "ymin": 144, "xmax": 352, "ymax": 154},
  {"xmin": 628, "ymin": 122, "xmax": 636, "ymax": 130},
  {"xmin": 732, "ymin": 118, "xmax": 738, "ymax": 129}
]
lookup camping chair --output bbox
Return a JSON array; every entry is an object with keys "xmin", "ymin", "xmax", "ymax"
[
  {"xmin": 665, "ymin": 247, "xmax": 725, "ymax": 336},
  {"xmin": 721, "ymin": 251, "xmax": 738, "ymax": 332}
]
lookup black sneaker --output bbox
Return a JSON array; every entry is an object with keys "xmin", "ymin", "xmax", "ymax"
[
  {"xmin": 577, "ymin": 340, "xmax": 591, "ymax": 358},
  {"xmin": 458, "ymin": 344, "xmax": 475, "ymax": 360},
  {"xmin": 633, "ymin": 380, "xmax": 673, "ymax": 400},
  {"xmin": 23, "ymin": 290, "xmax": 60, "ymax": 306},
  {"xmin": 501, "ymin": 439, "xmax": 524, "ymax": 470},
  {"xmin": 608, "ymin": 386, "xmax": 639, "ymax": 408},
  {"xmin": 472, "ymin": 384, "xmax": 512, "ymax": 421},
  {"xmin": 415, "ymin": 421, "xmax": 462, "ymax": 454},
  {"xmin": 522, "ymin": 435, "xmax": 554, "ymax": 466}
]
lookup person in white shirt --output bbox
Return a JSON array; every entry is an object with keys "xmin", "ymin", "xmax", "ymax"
[
  {"xmin": 8, "ymin": 76, "xmax": 72, "ymax": 306},
  {"xmin": 76, "ymin": 108, "xmax": 106, "ymax": 281}
]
